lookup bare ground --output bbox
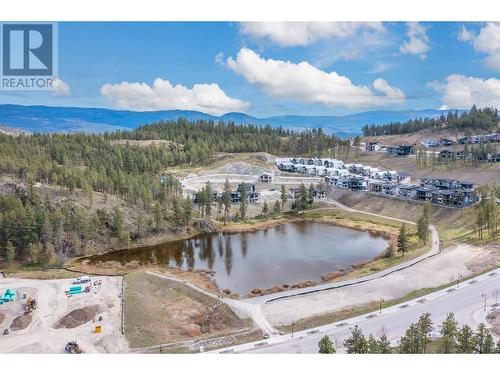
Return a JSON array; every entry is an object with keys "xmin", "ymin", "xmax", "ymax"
[
  {"xmin": 124, "ymin": 271, "xmax": 252, "ymax": 349},
  {"xmin": 0, "ymin": 276, "xmax": 127, "ymax": 353},
  {"xmin": 487, "ymin": 311, "xmax": 500, "ymax": 336}
]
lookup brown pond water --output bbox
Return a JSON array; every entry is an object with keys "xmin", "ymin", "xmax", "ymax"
[{"xmin": 83, "ymin": 221, "xmax": 390, "ymax": 295}]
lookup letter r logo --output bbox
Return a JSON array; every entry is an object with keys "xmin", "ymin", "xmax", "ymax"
[{"xmin": 2, "ymin": 24, "xmax": 53, "ymax": 76}]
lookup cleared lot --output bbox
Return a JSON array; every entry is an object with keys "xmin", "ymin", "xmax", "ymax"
[
  {"xmin": 124, "ymin": 271, "xmax": 255, "ymax": 351},
  {"xmin": 0, "ymin": 276, "xmax": 127, "ymax": 353}
]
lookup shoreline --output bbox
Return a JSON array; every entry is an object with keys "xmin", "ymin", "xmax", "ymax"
[{"xmin": 5, "ymin": 209, "xmax": 423, "ymax": 300}]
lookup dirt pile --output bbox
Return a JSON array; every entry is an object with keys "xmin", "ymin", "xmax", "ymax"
[
  {"xmin": 10, "ymin": 314, "xmax": 33, "ymax": 331},
  {"xmin": 54, "ymin": 305, "xmax": 101, "ymax": 329}
]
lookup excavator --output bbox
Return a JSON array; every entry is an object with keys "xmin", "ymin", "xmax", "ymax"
[{"xmin": 24, "ymin": 297, "xmax": 37, "ymax": 314}]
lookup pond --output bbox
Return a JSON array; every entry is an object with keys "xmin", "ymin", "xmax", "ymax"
[{"xmin": 84, "ymin": 221, "xmax": 390, "ymax": 296}]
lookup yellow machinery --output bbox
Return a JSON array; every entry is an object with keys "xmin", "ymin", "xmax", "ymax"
[{"xmin": 24, "ymin": 297, "xmax": 37, "ymax": 314}]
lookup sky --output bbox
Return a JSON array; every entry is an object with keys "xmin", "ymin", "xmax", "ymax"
[{"xmin": 0, "ymin": 21, "xmax": 499, "ymax": 117}]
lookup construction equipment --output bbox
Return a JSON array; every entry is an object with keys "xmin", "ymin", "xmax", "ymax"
[
  {"xmin": 24, "ymin": 297, "xmax": 37, "ymax": 314},
  {"xmin": 65, "ymin": 341, "xmax": 81, "ymax": 354},
  {"xmin": 95, "ymin": 325, "xmax": 101, "ymax": 333},
  {"xmin": 0, "ymin": 289, "xmax": 15, "ymax": 303}
]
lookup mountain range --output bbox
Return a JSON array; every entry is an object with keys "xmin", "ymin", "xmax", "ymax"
[{"xmin": 0, "ymin": 104, "xmax": 459, "ymax": 137}]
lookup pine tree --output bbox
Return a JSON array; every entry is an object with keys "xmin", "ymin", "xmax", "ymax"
[
  {"xmin": 397, "ymin": 223, "xmax": 408, "ymax": 256},
  {"xmin": 417, "ymin": 312, "xmax": 433, "ymax": 353},
  {"xmin": 273, "ymin": 200, "xmax": 281, "ymax": 216},
  {"xmin": 280, "ymin": 185, "xmax": 288, "ymax": 211},
  {"xmin": 261, "ymin": 201, "xmax": 269, "ymax": 217},
  {"xmin": 367, "ymin": 334, "xmax": 381, "ymax": 353},
  {"xmin": 112, "ymin": 208, "xmax": 124, "ymax": 238},
  {"xmin": 239, "ymin": 184, "xmax": 248, "ymax": 221},
  {"xmin": 439, "ymin": 312, "xmax": 458, "ymax": 353},
  {"xmin": 318, "ymin": 335, "xmax": 335, "ymax": 353},
  {"xmin": 183, "ymin": 196, "xmax": 193, "ymax": 225},
  {"xmin": 308, "ymin": 183, "xmax": 315, "ymax": 204},
  {"xmin": 5, "ymin": 240, "xmax": 15, "ymax": 262},
  {"xmin": 154, "ymin": 202, "xmax": 163, "ymax": 232},
  {"xmin": 297, "ymin": 183, "xmax": 309, "ymax": 212},
  {"xmin": 399, "ymin": 323, "xmax": 421, "ymax": 353},
  {"xmin": 205, "ymin": 182, "xmax": 213, "ymax": 218},
  {"xmin": 473, "ymin": 323, "xmax": 491, "ymax": 353},
  {"xmin": 344, "ymin": 325, "xmax": 368, "ymax": 353},
  {"xmin": 222, "ymin": 179, "xmax": 232, "ymax": 225},
  {"xmin": 173, "ymin": 197, "xmax": 183, "ymax": 226},
  {"xmin": 456, "ymin": 325, "xmax": 475, "ymax": 353},
  {"xmin": 377, "ymin": 334, "xmax": 391, "ymax": 354}
]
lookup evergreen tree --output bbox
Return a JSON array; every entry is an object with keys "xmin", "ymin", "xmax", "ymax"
[
  {"xmin": 318, "ymin": 335, "xmax": 335, "ymax": 354},
  {"xmin": 456, "ymin": 325, "xmax": 475, "ymax": 353},
  {"xmin": 183, "ymin": 196, "xmax": 193, "ymax": 225},
  {"xmin": 172, "ymin": 197, "xmax": 183, "ymax": 226},
  {"xmin": 344, "ymin": 325, "xmax": 368, "ymax": 353},
  {"xmin": 397, "ymin": 223, "xmax": 408, "ymax": 256},
  {"xmin": 439, "ymin": 312, "xmax": 458, "ymax": 353},
  {"xmin": 367, "ymin": 334, "xmax": 381, "ymax": 353},
  {"xmin": 239, "ymin": 184, "xmax": 248, "ymax": 221},
  {"xmin": 222, "ymin": 179, "xmax": 232, "ymax": 225},
  {"xmin": 280, "ymin": 185, "xmax": 288, "ymax": 211},
  {"xmin": 205, "ymin": 182, "xmax": 213, "ymax": 218},
  {"xmin": 377, "ymin": 334, "xmax": 391, "ymax": 354},
  {"xmin": 112, "ymin": 208, "xmax": 124, "ymax": 238},
  {"xmin": 261, "ymin": 201, "xmax": 269, "ymax": 217},
  {"xmin": 308, "ymin": 183, "xmax": 315, "ymax": 204},
  {"xmin": 273, "ymin": 200, "xmax": 281, "ymax": 216},
  {"xmin": 154, "ymin": 202, "xmax": 164, "ymax": 232},
  {"xmin": 5, "ymin": 240, "xmax": 15, "ymax": 262},
  {"xmin": 473, "ymin": 323, "xmax": 492, "ymax": 353},
  {"xmin": 296, "ymin": 183, "xmax": 309, "ymax": 212},
  {"xmin": 417, "ymin": 312, "xmax": 433, "ymax": 353},
  {"xmin": 399, "ymin": 323, "xmax": 421, "ymax": 353}
]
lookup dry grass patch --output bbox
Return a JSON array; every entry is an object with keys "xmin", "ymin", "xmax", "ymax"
[{"xmin": 124, "ymin": 271, "xmax": 251, "ymax": 348}]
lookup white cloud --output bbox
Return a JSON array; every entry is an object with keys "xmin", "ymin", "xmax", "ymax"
[
  {"xmin": 458, "ymin": 22, "xmax": 500, "ymax": 71},
  {"xmin": 100, "ymin": 78, "xmax": 249, "ymax": 116},
  {"xmin": 52, "ymin": 78, "xmax": 70, "ymax": 96},
  {"xmin": 399, "ymin": 22, "xmax": 430, "ymax": 59},
  {"xmin": 239, "ymin": 22, "xmax": 385, "ymax": 47},
  {"xmin": 226, "ymin": 48, "xmax": 405, "ymax": 110},
  {"xmin": 428, "ymin": 74, "xmax": 500, "ymax": 109}
]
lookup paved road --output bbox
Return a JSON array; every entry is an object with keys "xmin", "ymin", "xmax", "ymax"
[{"xmin": 210, "ymin": 269, "xmax": 500, "ymax": 353}]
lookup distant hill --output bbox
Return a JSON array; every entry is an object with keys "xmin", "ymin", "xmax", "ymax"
[{"xmin": 0, "ymin": 104, "xmax": 459, "ymax": 137}]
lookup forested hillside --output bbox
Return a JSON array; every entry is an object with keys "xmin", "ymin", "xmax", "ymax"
[
  {"xmin": 0, "ymin": 118, "xmax": 343, "ymax": 264},
  {"xmin": 362, "ymin": 106, "xmax": 499, "ymax": 136}
]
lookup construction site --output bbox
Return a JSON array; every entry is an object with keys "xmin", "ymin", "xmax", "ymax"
[{"xmin": 0, "ymin": 275, "xmax": 127, "ymax": 353}]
